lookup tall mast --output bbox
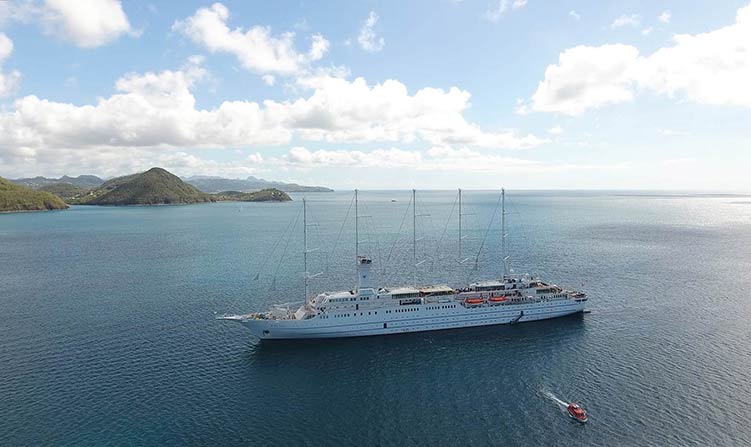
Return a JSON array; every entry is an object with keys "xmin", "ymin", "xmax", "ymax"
[
  {"xmin": 355, "ymin": 189, "xmax": 359, "ymax": 259},
  {"xmin": 458, "ymin": 188, "xmax": 462, "ymax": 263},
  {"xmin": 303, "ymin": 197, "xmax": 308, "ymax": 301},
  {"xmin": 501, "ymin": 187, "xmax": 507, "ymax": 278},
  {"xmin": 413, "ymin": 189, "xmax": 417, "ymax": 286}
]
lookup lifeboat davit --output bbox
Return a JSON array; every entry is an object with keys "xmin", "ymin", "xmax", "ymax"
[
  {"xmin": 488, "ymin": 296, "xmax": 507, "ymax": 302},
  {"xmin": 464, "ymin": 298, "xmax": 484, "ymax": 305},
  {"xmin": 567, "ymin": 403, "xmax": 588, "ymax": 423}
]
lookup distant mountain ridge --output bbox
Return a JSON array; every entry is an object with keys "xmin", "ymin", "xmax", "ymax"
[
  {"xmin": 10, "ymin": 174, "xmax": 332, "ymax": 193},
  {"xmin": 11, "ymin": 175, "xmax": 104, "ymax": 189},
  {"xmin": 2, "ymin": 168, "xmax": 295, "ymax": 210},
  {"xmin": 185, "ymin": 175, "xmax": 333, "ymax": 193}
]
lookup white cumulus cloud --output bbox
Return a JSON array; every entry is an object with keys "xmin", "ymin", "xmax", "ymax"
[
  {"xmin": 172, "ymin": 3, "xmax": 329, "ymax": 76},
  {"xmin": 357, "ymin": 11, "xmax": 384, "ymax": 52},
  {"xmin": 0, "ymin": 33, "xmax": 21, "ymax": 97},
  {"xmin": 523, "ymin": 2, "xmax": 751, "ymax": 114},
  {"xmin": 0, "ymin": 58, "xmax": 546, "ymax": 176},
  {"xmin": 41, "ymin": 0, "xmax": 135, "ymax": 48},
  {"xmin": 520, "ymin": 44, "xmax": 639, "ymax": 115},
  {"xmin": 291, "ymin": 74, "xmax": 547, "ymax": 148},
  {"xmin": 659, "ymin": 10, "xmax": 671, "ymax": 24}
]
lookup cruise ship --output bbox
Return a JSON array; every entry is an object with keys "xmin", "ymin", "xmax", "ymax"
[{"xmin": 220, "ymin": 189, "xmax": 587, "ymax": 339}]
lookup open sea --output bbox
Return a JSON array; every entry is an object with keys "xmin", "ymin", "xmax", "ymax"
[{"xmin": 2, "ymin": 190, "xmax": 751, "ymax": 446}]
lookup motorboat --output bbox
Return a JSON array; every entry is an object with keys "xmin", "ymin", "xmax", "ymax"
[{"xmin": 567, "ymin": 403, "xmax": 588, "ymax": 423}]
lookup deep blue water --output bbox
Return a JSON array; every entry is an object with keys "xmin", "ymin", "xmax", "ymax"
[{"xmin": 2, "ymin": 190, "xmax": 751, "ymax": 446}]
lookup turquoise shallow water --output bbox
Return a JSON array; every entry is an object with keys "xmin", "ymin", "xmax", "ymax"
[{"xmin": 2, "ymin": 190, "xmax": 751, "ymax": 446}]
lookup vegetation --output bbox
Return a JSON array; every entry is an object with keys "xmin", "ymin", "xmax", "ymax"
[
  {"xmin": 212, "ymin": 188, "xmax": 292, "ymax": 202},
  {"xmin": 0, "ymin": 177, "xmax": 69, "ymax": 212},
  {"xmin": 3, "ymin": 168, "xmax": 293, "ymax": 210},
  {"xmin": 11, "ymin": 174, "xmax": 104, "ymax": 189},
  {"xmin": 39, "ymin": 182, "xmax": 89, "ymax": 202},
  {"xmin": 76, "ymin": 167, "xmax": 214, "ymax": 206}
]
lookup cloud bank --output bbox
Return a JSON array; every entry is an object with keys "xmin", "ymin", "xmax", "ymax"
[{"xmin": 523, "ymin": 3, "xmax": 751, "ymax": 115}]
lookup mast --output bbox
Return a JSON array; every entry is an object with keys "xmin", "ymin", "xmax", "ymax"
[
  {"xmin": 458, "ymin": 189, "xmax": 471, "ymax": 267},
  {"xmin": 412, "ymin": 189, "xmax": 417, "ymax": 286},
  {"xmin": 501, "ymin": 187, "xmax": 507, "ymax": 278},
  {"xmin": 355, "ymin": 189, "xmax": 359, "ymax": 258},
  {"xmin": 303, "ymin": 197, "xmax": 308, "ymax": 301},
  {"xmin": 458, "ymin": 188, "xmax": 462, "ymax": 263}
]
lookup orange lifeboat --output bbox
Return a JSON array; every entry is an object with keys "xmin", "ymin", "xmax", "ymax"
[
  {"xmin": 464, "ymin": 298, "xmax": 484, "ymax": 305},
  {"xmin": 488, "ymin": 296, "xmax": 507, "ymax": 303}
]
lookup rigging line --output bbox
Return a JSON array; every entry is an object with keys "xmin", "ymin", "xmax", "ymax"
[
  {"xmin": 503, "ymin": 197, "xmax": 522, "ymax": 270},
  {"xmin": 474, "ymin": 190, "xmax": 504, "ymax": 270},
  {"xmin": 303, "ymin": 199, "xmax": 325, "ymax": 286},
  {"xmin": 360, "ymin": 199, "xmax": 383, "ymax": 271},
  {"xmin": 383, "ymin": 192, "xmax": 413, "ymax": 277},
  {"xmin": 434, "ymin": 190, "xmax": 459, "ymax": 270},
  {"xmin": 324, "ymin": 193, "xmax": 354, "ymax": 273},
  {"xmin": 370, "ymin": 202, "xmax": 384, "ymax": 269},
  {"xmin": 226, "ymin": 203, "xmax": 300, "ymax": 313},
  {"xmin": 506, "ymin": 195, "xmax": 532, "ymax": 275},
  {"xmin": 268, "ymin": 205, "xmax": 303, "ymax": 296}
]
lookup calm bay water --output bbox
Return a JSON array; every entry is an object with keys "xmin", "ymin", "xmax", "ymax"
[{"xmin": 2, "ymin": 190, "xmax": 751, "ymax": 446}]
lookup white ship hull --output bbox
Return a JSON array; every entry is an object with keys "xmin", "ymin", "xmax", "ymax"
[{"xmin": 238, "ymin": 299, "xmax": 585, "ymax": 340}]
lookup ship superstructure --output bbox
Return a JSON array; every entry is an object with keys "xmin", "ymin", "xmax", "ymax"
[{"xmin": 220, "ymin": 189, "xmax": 587, "ymax": 339}]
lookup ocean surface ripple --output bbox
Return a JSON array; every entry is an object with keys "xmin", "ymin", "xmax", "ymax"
[{"xmin": 1, "ymin": 191, "xmax": 750, "ymax": 446}]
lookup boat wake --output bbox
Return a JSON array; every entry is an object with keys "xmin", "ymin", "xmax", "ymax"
[{"xmin": 542, "ymin": 389, "xmax": 568, "ymax": 408}]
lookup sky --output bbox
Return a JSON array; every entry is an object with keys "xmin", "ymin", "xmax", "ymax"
[{"xmin": 0, "ymin": 0, "xmax": 750, "ymax": 190}]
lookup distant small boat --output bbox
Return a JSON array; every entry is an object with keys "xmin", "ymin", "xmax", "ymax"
[
  {"xmin": 567, "ymin": 403, "xmax": 588, "ymax": 423},
  {"xmin": 391, "ymin": 199, "xmax": 397, "ymax": 202}
]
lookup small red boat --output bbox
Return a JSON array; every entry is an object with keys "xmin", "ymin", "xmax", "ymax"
[
  {"xmin": 488, "ymin": 296, "xmax": 507, "ymax": 302},
  {"xmin": 464, "ymin": 298, "xmax": 484, "ymax": 305},
  {"xmin": 567, "ymin": 403, "xmax": 588, "ymax": 423}
]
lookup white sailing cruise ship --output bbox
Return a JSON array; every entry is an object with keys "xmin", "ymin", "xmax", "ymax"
[{"xmin": 220, "ymin": 189, "xmax": 587, "ymax": 339}]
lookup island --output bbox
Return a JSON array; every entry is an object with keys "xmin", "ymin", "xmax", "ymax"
[
  {"xmin": 73, "ymin": 167, "xmax": 214, "ymax": 205},
  {"xmin": 70, "ymin": 167, "xmax": 291, "ymax": 205},
  {"xmin": 185, "ymin": 175, "xmax": 332, "ymax": 193},
  {"xmin": 0, "ymin": 177, "xmax": 69, "ymax": 213},
  {"xmin": 212, "ymin": 189, "xmax": 292, "ymax": 202},
  {"xmin": 3, "ymin": 167, "xmax": 294, "ymax": 210}
]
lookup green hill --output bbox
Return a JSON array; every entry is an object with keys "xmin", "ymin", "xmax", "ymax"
[
  {"xmin": 0, "ymin": 177, "xmax": 69, "ymax": 212},
  {"xmin": 213, "ymin": 188, "xmax": 292, "ymax": 202},
  {"xmin": 78, "ymin": 167, "xmax": 214, "ymax": 206},
  {"xmin": 39, "ymin": 182, "xmax": 89, "ymax": 202}
]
